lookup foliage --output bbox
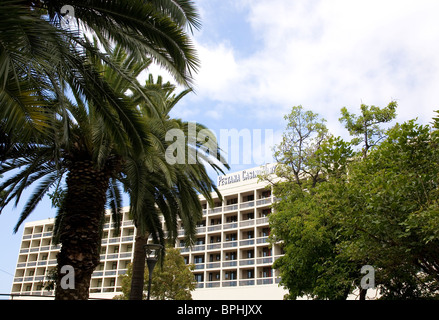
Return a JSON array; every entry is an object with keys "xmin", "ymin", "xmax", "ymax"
[
  {"xmin": 272, "ymin": 105, "xmax": 329, "ymax": 188},
  {"xmin": 114, "ymin": 247, "xmax": 196, "ymax": 300},
  {"xmin": 336, "ymin": 120, "xmax": 439, "ymax": 299},
  {"xmin": 0, "ymin": 0, "xmax": 200, "ymax": 153},
  {"xmin": 339, "ymin": 101, "xmax": 397, "ymax": 157},
  {"xmin": 268, "ymin": 107, "xmax": 355, "ymax": 299},
  {"xmin": 270, "ymin": 103, "xmax": 439, "ymax": 299}
]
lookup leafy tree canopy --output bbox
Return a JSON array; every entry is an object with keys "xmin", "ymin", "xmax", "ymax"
[{"xmin": 270, "ymin": 104, "xmax": 439, "ymax": 299}]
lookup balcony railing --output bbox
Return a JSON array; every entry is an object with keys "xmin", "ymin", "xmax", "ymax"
[
  {"xmin": 223, "ymin": 222, "xmax": 237, "ymax": 230},
  {"xmin": 240, "ymin": 220, "xmax": 254, "ymax": 227},
  {"xmin": 240, "ymin": 201, "xmax": 254, "ymax": 209},
  {"xmin": 224, "ymin": 204, "xmax": 238, "ymax": 212},
  {"xmin": 256, "ymin": 198, "xmax": 272, "ymax": 206},
  {"xmin": 207, "ymin": 225, "xmax": 222, "ymax": 232}
]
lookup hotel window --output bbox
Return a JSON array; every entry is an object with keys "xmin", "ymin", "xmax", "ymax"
[
  {"xmin": 243, "ymin": 212, "xmax": 254, "ymax": 220},
  {"xmin": 262, "ymin": 247, "xmax": 271, "ymax": 257},
  {"xmin": 194, "ymin": 274, "xmax": 204, "ymax": 282},
  {"xmin": 262, "ymin": 267, "xmax": 272, "ymax": 278},
  {"xmin": 225, "ymin": 271, "xmax": 237, "ymax": 280},
  {"xmin": 261, "ymin": 190, "xmax": 271, "ymax": 198},
  {"xmin": 209, "ymin": 253, "xmax": 221, "ymax": 262},
  {"xmin": 208, "ymin": 273, "xmax": 220, "ymax": 281},
  {"xmin": 194, "ymin": 255, "xmax": 204, "ymax": 264},
  {"xmin": 226, "ymin": 252, "xmax": 237, "ymax": 260},
  {"xmin": 261, "ymin": 228, "xmax": 270, "ymax": 237},
  {"xmin": 211, "ymin": 218, "xmax": 221, "ymax": 225},
  {"xmin": 245, "ymin": 249, "xmax": 254, "ymax": 258},
  {"xmin": 226, "ymin": 233, "xmax": 237, "ymax": 241},
  {"xmin": 210, "ymin": 235, "xmax": 221, "ymax": 243}
]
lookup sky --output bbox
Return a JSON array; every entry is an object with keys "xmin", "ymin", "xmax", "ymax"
[{"xmin": 1, "ymin": 0, "xmax": 439, "ymax": 296}]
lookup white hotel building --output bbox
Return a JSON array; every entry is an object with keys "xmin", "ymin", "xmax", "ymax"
[{"xmin": 10, "ymin": 164, "xmax": 288, "ymax": 300}]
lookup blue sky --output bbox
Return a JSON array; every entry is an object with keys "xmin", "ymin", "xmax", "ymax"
[{"xmin": 2, "ymin": 0, "xmax": 439, "ymax": 296}]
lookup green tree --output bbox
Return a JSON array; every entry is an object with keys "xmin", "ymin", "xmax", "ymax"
[
  {"xmin": 271, "ymin": 105, "xmax": 439, "ymax": 299},
  {"xmin": 339, "ymin": 101, "xmax": 397, "ymax": 157},
  {"xmin": 271, "ymin": 105, "xmax": 328, "ymax": 188},
  {"xmin": 115, "ymin": 247, "xmax": 196, "ymax": 300},
  {"xmin": 269, "ymin": 136, "xmax": 356, "ymax": 300},
  {"xmin": 268, "ymin": 103, "xmax": 397, "ymax": 300},
  {"xmin": 337, "ymin": 119, "xmax": 439, "ymax": 299}
]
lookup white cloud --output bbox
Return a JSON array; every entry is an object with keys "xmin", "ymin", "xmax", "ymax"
[{"xmin": 191, "ymin": 0, "xmax": 439, "ymax": 129}]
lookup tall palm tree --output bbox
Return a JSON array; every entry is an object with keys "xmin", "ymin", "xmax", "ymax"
[
  {"xmin": 0, "ymin": 0, "xmax": 200, "ymax": 157},
  {"xmin": 108, "ymin": 74, "xmax": 229, "ymax": 300},
  {"xmin": 0, "ymin": 43, "xmax": 227, "ymax": 300},
  {"xmin": 0, "ymin": 45, "xmax": 170, "ymax": 299},
  {"xmin": 1, "ymin": 0, "xmax": 202, "ymax": 300}
]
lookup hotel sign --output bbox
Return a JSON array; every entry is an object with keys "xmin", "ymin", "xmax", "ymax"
[{"xmin": 217, "ymin": 164, "xmax": 277, "ymax": 187}]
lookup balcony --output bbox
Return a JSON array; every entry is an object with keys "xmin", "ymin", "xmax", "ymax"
[
  {"xmin": 223, "ymin": 241, "xmax": 238, "ymax": 248},
  {"xmin": 224, "ymin": 204, "xmax": 238, "ymax": 212},
  {"xmin": 223, "ymin": 280, "xmax": 238, "ymax": 287},
  {"xmin": 209, "ymin": 207, "xmax": 223, "ymax": 214},
  {"xmin": 239, "ymin": 239, "xmax": 254, "ymax": 246},
  {"xmin": 206, "ymin": 282, "xmax": 221, "ymax": 288},
  {"xmin": 239, "ymin": 280, "xmax": 255, "ymax": 286},
  {"xmin": 206, "ymin": 262, "xmax": 221, "ymax": 269},
  {"xmin": 223, "ymin": 222, "xmax": 238, "ymax": 230},
  {"xmin": 192, "ymin": 244, "xmax": 206, "ymax": 251},
  {"xmin": 240, "ymin": 220, "xmax": 254, "ymax": 227},
  {"xmin": 207, "ymin": 243, "xmax": 221, "ymax": 250},
  {"xmin": 207, "ymin": 225, "xmax": 222, "ymax": 232},
  {"xmin": 256, "ymin": 198, "xmax": 272, "ymax": 206},
  {"xmin": 222, "ymin": 261, "xmax": 238, "ymax": 267},
  {"xmin": 256, "ymin": 257, "xmax": 273, "ymax": 264},
  {"xmin": 256, "ymin": 217, "xmax": 269, "ymax": 225},
  {"xmin": 256, "ymin": 237, "xmax": 269, "ymax": 244},
  {"xmin": 194, "ymin": 263, "xmax": 205, "ymax": 270},
  {"xmin": 240, "ymin": 201, "xmax": 254, "ymax": 209},
  {"xmin": 257, "ymin": 278, "xmax": 273, "ymax": 285},
  {"xmin": 239, "ymin": 258, "xmax": 255, "ymax": 266}
]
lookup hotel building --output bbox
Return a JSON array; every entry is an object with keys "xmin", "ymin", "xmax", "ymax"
[{"xmin": 10, "ymin": 164, "xmax": 288, "ymax": 300}]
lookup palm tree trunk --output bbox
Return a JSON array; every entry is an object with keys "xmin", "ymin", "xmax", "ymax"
[
  {"xmin": 129, "ymin": 231, "xmax": 150, "ymax": 300},
  {"xmin": 55, "ymin": 159, "xmax": 111, "ymax": 300}
]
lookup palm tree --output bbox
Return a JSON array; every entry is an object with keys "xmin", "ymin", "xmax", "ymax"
[
  {"xmin": 116, "ymin": 74, "xmax": 228, "ymax": 300},
  {"xmin": 0, "ymin": 43, "xmax": 227, "ymax": 300},
  {"xmin": 0, "ymin": 0, "xmax": 200, "ymax": 158},
  {"xmin": 0, "ymin": 45, "xmax": 171, "ymax": 299},
  {"xmin": 1, "ymin": 0, "xmax": 202, "ymax": 300}
]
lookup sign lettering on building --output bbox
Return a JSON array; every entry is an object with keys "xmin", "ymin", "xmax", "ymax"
[{"xmin": 217, "ymin": 164, "xmax": 277, "ymax": 187}]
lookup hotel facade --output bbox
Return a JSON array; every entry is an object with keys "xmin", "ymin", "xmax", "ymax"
[{"xmin": 10, "ymin": 164, "xmax": 288, "ymax": 300}]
